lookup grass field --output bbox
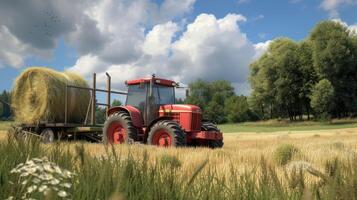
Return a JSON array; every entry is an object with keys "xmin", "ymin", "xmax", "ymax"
[
  {"xmin": 219, "ymin": 118, "xmax": 357, "ymax": 133},
  {"xmin": 1, "ymin": 124, "xmax": 357, "ymax": 199},
  {"xmin": 0, "ymin": 121, "xmax": 14, "ymax": 131}
]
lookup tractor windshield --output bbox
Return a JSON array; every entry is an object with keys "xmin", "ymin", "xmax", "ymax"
[
  {"xmin": 126, "ymin": 84, "xmax": 147, "ymax": 112},
  {"xmin": 154, "ymin": 84, "xmax": 175, "ymax": 105}
]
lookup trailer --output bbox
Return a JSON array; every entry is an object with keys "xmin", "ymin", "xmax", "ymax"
[{"xmin": 15, "ymin": 73, "xmax": 126, "ymax": 143}]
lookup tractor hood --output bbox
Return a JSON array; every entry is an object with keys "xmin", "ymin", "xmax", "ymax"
[{"xmin": 159, "ymin": 104, "xmax": 202, "ymax": 114}]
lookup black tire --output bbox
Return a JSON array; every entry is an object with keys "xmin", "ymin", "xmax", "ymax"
[
  {"xmin": 40, "ymin": 128, "xmax": 55, "ymax": 144},
  {"xmin": 201, "ymin": 122, "xmax": 223, "ymax": 148},
  {"xmin": 102, "ymin": 111, "xmax": 138, "ymax": 144},
  {"xmin": 147, "ymin": 120, "xmax": 186, "ymax": 147}
]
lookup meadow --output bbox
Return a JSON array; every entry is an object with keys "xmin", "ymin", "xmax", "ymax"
[{"xmin": 1, "ymin": 122, "xmax": 357, "ymax": 199}]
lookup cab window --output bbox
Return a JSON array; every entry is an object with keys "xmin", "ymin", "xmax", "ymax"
[
  {"xmin": 126, "ymin": 84, "xmax": 147, "ymax": 112},
  {"xmin": 154, "ymin": 84, "xmax": 175, "ymax": 105}
]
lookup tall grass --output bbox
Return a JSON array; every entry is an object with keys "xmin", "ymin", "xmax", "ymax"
[{"xmin": 1, "ymin": 132, "xmax": 357, "ymax": 200}]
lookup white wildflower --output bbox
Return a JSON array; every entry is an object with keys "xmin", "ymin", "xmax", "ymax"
[
  {"xmin": 21, "ymin": 180, "xmax": 28, "ymax": 185},
  {"xmin": 61, "ymin": 182, "xmax": 72, "ymax": 188},
  {"xmin": 50, "ymin": 178, "xmax": 60, "ymax": 185},
  {"xmin": 58, "ymin": 190, "xmax": 68, "ymax": 197},
  {"xmin": 38, "ymin": 185, "xmax": 48, "ymax": 192},
  {"xmin": 25, "ymin": 160, "xmax": 35, "ymax": 167},
  {"xmin": 26, "ymin": 185, "xmax": 38, "ymax": 193},
  {"xmin": 20, "ymin": 172, "xmax": 30, "ymax": 177},
  {"xmin": 32, "ymin": 178, "xmax": 41, "ymax": 184},
  {"xmin": 10, "ymin": 157, "xmax": 74, "ymax": 198},
  {"xmin": 44, "ymin": 164, "xmax": 54, "ymax": 173},
  {"xmin": 54, "ymin": 166, "xmax": 62, "ymax": 174},
  {"xmin": 5, "ymin": 196, "xmax": 14, "ymax": 200},
  {"xmin": 39, "ymin": 173, "xmax": 53, "ymax": 181}
]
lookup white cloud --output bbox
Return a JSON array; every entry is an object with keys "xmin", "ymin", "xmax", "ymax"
[
  {"xmin": 237, "ymin": 0, "xmax": 250, "ymax": 5},
  {"xmin": 0, "ymin": 26, "xmax": 50, "ymax": 68},
  {"xmin": 320, "ymin": 0, "xmax": 357, "ymax": 18},
  {"xmin": 0, "ymin": 0, "xmax": 272, "ymax": 95},
  {"xmin": 253, "ymin": 40, "xmax": 272, "ymax": 60},
  {"xmin": 331, "ymin": 18, "xmax": 357, "ymax": 34},
  {"xmin": 169, "ymin": 13, "xmax": 252, "ymax": 83},
  {"xmin": 69, "ymin": 13, "xmax": 268, "ymax": 96},
  {"xmin": 142, "ymin": 22, "xmax": 178, "ymax": 56}
]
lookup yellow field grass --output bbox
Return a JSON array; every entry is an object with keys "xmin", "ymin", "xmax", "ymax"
[{"xmin": 2, "ymin": 128, "xmax": 357, "ymax": 185}]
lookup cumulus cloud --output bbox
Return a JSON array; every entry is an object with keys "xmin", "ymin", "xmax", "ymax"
[
  {"xmin": 320, "ymin": 0, "xmax": 357, "ymax": 18},
  {"xmin": 0, "ymin": 0, "xmax": 271, "ymax": 95},
  {"xmin": 142, "ymin": 22, "xmax": 179, "ymax": 56},
  {"xmin": 253, "ymin": 40, "xmax": 272, "ymax": 60},
  {"xmin": 331, "ymin": 18, "xmax": 357, "ymax": 34}
]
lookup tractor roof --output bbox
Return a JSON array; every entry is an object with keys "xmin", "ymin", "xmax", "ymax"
[{"xmin": 126, "ymin": 77, "xmax": 177, "ymax": 87}]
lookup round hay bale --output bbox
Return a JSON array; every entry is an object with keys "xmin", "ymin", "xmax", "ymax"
[{"xmin": 11, "ymin": 67, "xmax": 90, "ymax": 124}]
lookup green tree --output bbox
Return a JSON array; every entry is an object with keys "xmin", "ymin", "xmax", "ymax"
[
  {"xmin": 297, "ymin": 41, "xmax": 317, "ymax": 119},
  {"xmin": 112, "ymin": 99, "xmax": 122, "ymax": 107},
  {"xmin": 95, "ymin": 107, "xmax": 106, "ymax": 124},
  {"xmin": 186, "ymin": 79, "xmax": 211, "ymax": 110},
  {"xmin": 224, "ymin": 95, "xmax": 250, "ymax": 122},
  {"xmin": 309, "ymin": 20, "xmax": 357, "ymax": 117},
  {"xmin": 0, "ymin": 90, "xmax": 12, "ymax": 119},
  {"xmin": 0, "ymin": 102, "xmax": 3, "ymax": 119},
  {"xmin": 186, "ymin": 80, "xmax": 235, "ymax": 123},
  {"xmin": 310, "ymin": 79, "xmax": 334, "ymax": 119}
]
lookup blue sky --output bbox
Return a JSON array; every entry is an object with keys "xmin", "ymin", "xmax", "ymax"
[{"xmin": 0, "ymin": 0, "xmax": 356, "ymax": 97}]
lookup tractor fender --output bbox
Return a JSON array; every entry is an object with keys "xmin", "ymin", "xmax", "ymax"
[
  {"xmin": 107, "ymin": 106, "xmax": 143, "ymax": 127},
  {"xmin": 146, "ymin": 116, "xmax": 173, "ymax": 135}
]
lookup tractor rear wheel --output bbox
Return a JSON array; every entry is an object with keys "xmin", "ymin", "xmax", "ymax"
[
  {"xmin": 147, "ymin": 120, "xmax": 186, "ymax": 147},
  {"xmin": 201, "ymin": 122, "xmax": 223, "ymax": 148},
  {"xmin": 103, "ymin": 111, "xmax": 138, "ymax": 144}
]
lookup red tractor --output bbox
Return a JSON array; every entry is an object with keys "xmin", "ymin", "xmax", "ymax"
[{"xmin": 102, "ymin": 75, "xmax": 223, "ymax": 148}]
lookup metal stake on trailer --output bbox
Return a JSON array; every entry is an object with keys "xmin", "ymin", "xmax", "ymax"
[{"xmin": 64, "ymin": 73, "xmax": 127, "ymax": 127}]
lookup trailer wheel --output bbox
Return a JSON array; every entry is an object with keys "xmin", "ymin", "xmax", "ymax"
[
  {"xmin": 201, "ymin": 122, "xmax": 223, "ymax": 148},
  {"xmin": 103, "ymin": 111, "xmax": 138, "ymax": 144},
  {"xmin": 40, "ymin": 128, "xmax": 55, "ymax": 144},
  {"xmin": 147, "ymin": 120, "xmax": 186, "ymax": 147}
]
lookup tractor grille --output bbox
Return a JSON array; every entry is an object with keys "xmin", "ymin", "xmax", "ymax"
[{"xmin": 191, "ymin": 112, "xmax": 202, "ymax": 131}]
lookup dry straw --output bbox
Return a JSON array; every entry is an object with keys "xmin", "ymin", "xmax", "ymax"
[{"xmin": 11, "ymin": 67, "xmax": 90, "ymax": 124}]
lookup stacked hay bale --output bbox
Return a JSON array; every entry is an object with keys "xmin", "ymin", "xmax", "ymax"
[{"xmin": 12, "ymin": 67, "xmax": 90, "ymax": 124}]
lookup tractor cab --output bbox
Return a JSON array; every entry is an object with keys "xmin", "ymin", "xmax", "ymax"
[
  {"xmin": 103, "ymin": 75, "xmax": 223, "ymax": 148},
  {"xmin": 125, "ymin": 76, "xmax": 177, "ymax": 125}
]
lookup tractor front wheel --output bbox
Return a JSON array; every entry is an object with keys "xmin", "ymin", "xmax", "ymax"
[
  {"xmin": 103, "ymin": 111, "xmax": 138, "ymax": 144},
  {"xmin": 147, "ymin": 120, "xmax": 186, "ymax": 147}
]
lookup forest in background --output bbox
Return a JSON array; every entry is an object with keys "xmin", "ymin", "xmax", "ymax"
[{"xmin": 186, "ymin": 20, "xmax": 357, "ymax": 123}]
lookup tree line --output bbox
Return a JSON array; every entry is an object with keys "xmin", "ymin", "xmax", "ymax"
[
  {"xmin": 249, "ymin": 20, "xmax": 357, "ymax": 120},
  {"xmin": 185, "ymin": 80, "xmax": 258, "ymax": 123},
  {"xmin": 0, "ymin": 90, "xmax": 12, "ymax": 120},
  {"xmin": 186, "ymin": 20, "xmax": 357, "ymax": 123}
]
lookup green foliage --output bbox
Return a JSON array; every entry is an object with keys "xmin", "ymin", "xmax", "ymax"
[
  {"xmin": 0, "ymin": 102, "xmax": 3, "ymax": 118},
  {"xmin": 111, "ymin": 99, "xmax": 122, "ymax": 107},
  {"xmin": 309, "ymin": 21, "xmax": 357, "ymax": 117},
  {"xmin": 0, "ymin": 90, "xmax": 12, "ymax": 120},
  {"xmin": 95, "ymin": 107, "xmax": 106, "ymax": 124},
  {"xmin": 310, "ymin": 79, "xmax": 334, "ymax": 119},
  {"xmin": 273, "ymin": 144, "xmax": 299, "ymax": 166},
  {"xmin": 249, "ymin": 20, "xmax": 357, "ymax": 120},
  {"xmin": 186, "ymin": 79, "xmax": 235, "ymax": 123},
  {"xmin": 224, "ymin": 95, "xmax": 251, "ymax": 122}
]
